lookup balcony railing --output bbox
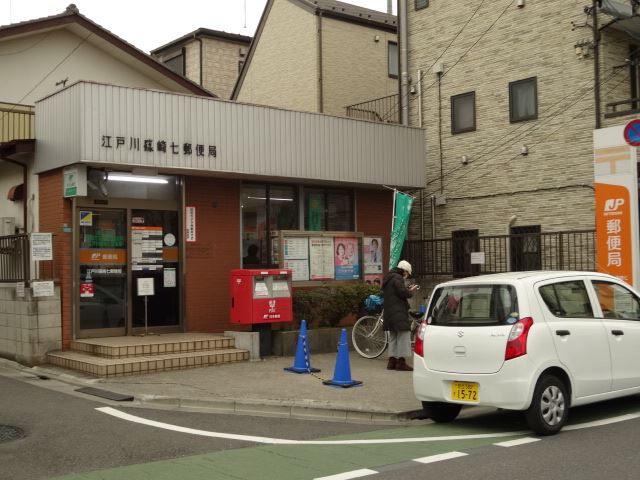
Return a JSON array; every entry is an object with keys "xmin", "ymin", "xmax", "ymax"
[
  {"xmin": 604, "ymin": 98, "xmax": 640, "ymax": 119},
  {"xmin": 0, "ymin": 102, "xmax": 35, "ymax": 142},
  {"xmin": 345, "ymin": 94, "xmax": 399, "ymax": 124},
  {"xmin": 0, "ymin": 235, "xmax": 30, "ymax": 283},
  {"xmin": 403, "ymin": 230, "xmax": 596, "ymax": 278}
]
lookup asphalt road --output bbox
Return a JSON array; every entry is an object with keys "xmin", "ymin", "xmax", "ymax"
[{"xmin": 3, "ymin": 368, "xmax": 640, "ymax": 480}]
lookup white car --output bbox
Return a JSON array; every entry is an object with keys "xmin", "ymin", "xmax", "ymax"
[{"xmin": 413, "ymin": 271, "xmax": 640, "ymax": 435}]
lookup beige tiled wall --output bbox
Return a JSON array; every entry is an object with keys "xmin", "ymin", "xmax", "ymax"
[
  {"xmin": 321, "ymin": 17, "xmax": 397, "ymax": 117},
  {"xmin": 236, "ymin": 0, "xmax": 319, "ymax": 112},
  {"xmin": 407, "ymin": 0, "xmax": 610, "ymax": 238}
]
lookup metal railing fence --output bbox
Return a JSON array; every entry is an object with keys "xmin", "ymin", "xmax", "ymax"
[{"xmin": 403, "ymin": 230, "xmax": 596, "ymax": 278}]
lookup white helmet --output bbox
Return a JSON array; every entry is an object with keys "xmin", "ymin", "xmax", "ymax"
[{"xmin": 397, "ymin": 260, "xmax": 412, "ymax": 275}]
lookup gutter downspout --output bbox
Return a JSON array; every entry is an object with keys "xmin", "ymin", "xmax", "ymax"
[
  {"xmin": 1, "ymin": 156, "xmax": 27, "ymax": 234},
  {"xmin": 398, "ymin": 0, "xmax": 409, "ymax": 125},
  {"xmin": 592, "ymin": 0, "xmax": 601, "ymax": 129},
  {"xmin": 317, "ymin": 10, "xmax": 324, "ymax": 113}
]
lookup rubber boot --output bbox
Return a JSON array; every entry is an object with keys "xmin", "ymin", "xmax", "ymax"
[
  {"xmin": 386, "ymin": 357, "xmax": 397, "ymax": 370},
  {"xmin": 395, "ymin": 357, "xmax": 413, "ymax": 371}
]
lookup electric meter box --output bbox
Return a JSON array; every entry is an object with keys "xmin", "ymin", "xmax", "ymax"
[{"xmin": 230, "ymin": 269, "xmax": 293, "ymax": 325}]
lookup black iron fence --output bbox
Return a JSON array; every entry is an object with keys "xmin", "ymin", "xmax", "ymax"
[
  {"xmin": 403, "ymin": 230, "xmax": 596, "ymax": 278},
  {"xmin": 345, "ymin": 94, "xmax": 399, "ymax": 124},
  {"xmin": 0, "ymin": 234, "xmax": 29, "ymax": 283}
]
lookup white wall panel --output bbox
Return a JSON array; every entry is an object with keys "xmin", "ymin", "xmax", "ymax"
[{"xmin": 36, "ymin": 82, "xmax": 424, "ymax": 187}]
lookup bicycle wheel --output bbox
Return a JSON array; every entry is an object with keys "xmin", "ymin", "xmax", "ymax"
[{"xmin": 351, "ymin": 315, "xmax": 388, "ymax": 359}]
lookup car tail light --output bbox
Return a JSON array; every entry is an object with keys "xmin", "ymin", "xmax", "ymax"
[
  {"xmin": 414, "ymin": 321, "xmax": 427, "ymax": 357},
  {"xmin": 504, "ymin": 317, "xmax": 534, "ymax": 361}
]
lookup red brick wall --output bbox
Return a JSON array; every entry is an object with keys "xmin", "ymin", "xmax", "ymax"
[
  {"xmin": 356, "ymin": 188, "xmax": 394, "ymax": 274},
  {"xmin": 39, "ymin": 169, "xmax": 73, "ymax": 349},
  {"xmin": 184, "ymin": 177, "xmax": 241, "ymax": 332}
]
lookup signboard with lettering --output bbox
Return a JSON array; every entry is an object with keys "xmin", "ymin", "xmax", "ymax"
[
  {"xmin": 63, "ymin": 165, "xmax": 87, "ymax": 198},
  {"xmin": 30, "ymin": 233, "xmax": 53, "ymax": 261},
  {"xmin": 185, "ymin": 206, "xmax": 196, "ymax": 242}
]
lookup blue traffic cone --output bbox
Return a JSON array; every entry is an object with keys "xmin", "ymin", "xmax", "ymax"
[
  {"xmin": 323, "ymin": 328, "xmax": 362, "ymax": 388},
  {"xmin": 284, "ymin": 319, "xmax": 320, "ymax": 374}
]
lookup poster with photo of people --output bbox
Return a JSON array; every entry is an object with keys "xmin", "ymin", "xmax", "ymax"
[
  {"xmin": 363, "ymin": 236, "xmax": 382, "ymax": 274},
  {"xmin": 334, "ymin": 237, "xmax": 360, "ymax": 280}
]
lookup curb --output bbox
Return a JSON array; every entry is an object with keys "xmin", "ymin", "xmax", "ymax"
[
  {"xmin": 1, "ymin": 359, "xmax": 424, "ymax": 425},
  {"xmin": 137, "ymin": 394, "xmax": 425, "ymax": 424}
]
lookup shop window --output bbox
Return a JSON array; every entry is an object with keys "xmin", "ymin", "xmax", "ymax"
[
  {"xmin": 509, "ymin": 77, "xmax": 538, "ymax": 123},
  {"xmin": 304, "ymin": 188, "xmax": 354, "ymax": 232},
  {"xmin": 241, "ymin": 184, "xmax": 298, "ymax": 268},
  {"xmin": 388, "ymin": 41, "xmax": 398, "ymax": 78},
  {"xmin": 451, "ymin": 91, "xmax": 476, "ymax": 134}
]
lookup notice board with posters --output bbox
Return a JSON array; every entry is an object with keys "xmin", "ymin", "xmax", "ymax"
[{"xmin": 276, "ymin": 230, "xmax": 366, "ymax": 286}]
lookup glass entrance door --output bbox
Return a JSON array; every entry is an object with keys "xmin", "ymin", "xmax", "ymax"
[
  {"xmin": 78, "ymin": 209, "xmax": 127, "ymax": 336},
  {"xmin": 131, "ymin": 210, "xmax": 180, "ymax": 331}
]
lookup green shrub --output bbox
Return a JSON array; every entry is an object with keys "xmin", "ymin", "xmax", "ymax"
[{"xmin": 293, "ymin": 282, "xmax": 381, "ymax": 328}]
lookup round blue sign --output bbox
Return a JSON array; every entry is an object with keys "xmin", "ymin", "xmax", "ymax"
[{"xmin": 623, "ymin": 119, "xmax": 640, "ymax": 147}]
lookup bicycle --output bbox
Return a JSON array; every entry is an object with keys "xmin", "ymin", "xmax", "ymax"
[{"xmin": 351, "ymin": 307, "xmax": 424, "ymax": 359}]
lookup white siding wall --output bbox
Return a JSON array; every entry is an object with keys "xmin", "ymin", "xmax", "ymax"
[{"xmin": 36, "ymin": 82, "xmax": 424, "ymax": 188}]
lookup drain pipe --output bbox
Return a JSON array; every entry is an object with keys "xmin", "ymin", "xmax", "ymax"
[{"xmin": 398, "ymin": 0, "xmax": 409, "ymax": 125}]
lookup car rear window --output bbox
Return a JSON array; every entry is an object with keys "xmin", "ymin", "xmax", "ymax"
[{"xmin": 427, "ymin": 284, "xmax": 519, "ymax": 326}]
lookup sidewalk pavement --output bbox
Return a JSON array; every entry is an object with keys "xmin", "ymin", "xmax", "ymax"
[{"xmin": 16, "ymin": 353, "xmax": 424, "ymax": 424}]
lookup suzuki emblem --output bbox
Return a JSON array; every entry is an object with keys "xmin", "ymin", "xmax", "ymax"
[{"xmin": 457, "ymin": 331, "xmax": 464, "ymax": 338}]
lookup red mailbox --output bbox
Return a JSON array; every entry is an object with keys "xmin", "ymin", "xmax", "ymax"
[{"xmin": 230, "ymin": 269, "xmax": 293, "ymax": 324}]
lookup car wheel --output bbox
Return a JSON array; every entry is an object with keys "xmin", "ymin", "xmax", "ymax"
[
  {"xmin": 422, "ymin": 401, "xmax": 462, "ymax": 423},
  {"xmin": 525, "ymin": 375, "xmax": 568, "ymax": 436}
]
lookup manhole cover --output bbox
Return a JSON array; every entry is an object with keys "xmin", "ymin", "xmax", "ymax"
[{"xmin": 0, "ymin": 425, "xmax": 25, "ymax": 443}]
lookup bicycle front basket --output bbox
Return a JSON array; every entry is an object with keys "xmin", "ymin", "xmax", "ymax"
[{"xmin": 364, "ymin": 294, "xmax": 384, "ymax": 312}]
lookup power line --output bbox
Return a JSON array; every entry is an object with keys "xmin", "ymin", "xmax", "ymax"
[
  {"xmin": 380, "ymin": 0, "xmax": 514, "ymax": 122},
  {"xmin": 465, "ymin": 74, "xmax": 628, "ymax": 189},
  {"xmin": 0, "ymin": 32, "xmax": 92, "ymax": 125},
  {"xmin": 424, "ymin": 45, "xmax": 640, "ymax": 190},
  {"xmin": 428, "ymin": 67, "xmax": 628, "ymax": 198}
]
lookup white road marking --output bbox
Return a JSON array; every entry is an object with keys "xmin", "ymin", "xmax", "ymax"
[
  {"xmin": 96, "ymin": 407, "xmax": 640, "ymax": 445},
  {"xmin": 314, "ymin": 469, "xmax": 378, "ymax": 480},
  {"xmin": 563, "ymin": 413, "xmax": 640, "ymax": 431},
  {"xmin": 413, "ymin": 451, "xmax": 468, "ymax": 464},
  {"xmin": 96, "ymin": 406, "xmax": 527, "ymax": 444},
  {"xmin": 494, "ymin": 437, "xmax": 540, "ymax": 447}
]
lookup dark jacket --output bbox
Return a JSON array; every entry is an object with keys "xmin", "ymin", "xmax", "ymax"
[{"xmin": 382, "ymin": 268, "xmax": 413, "ymax": 332}]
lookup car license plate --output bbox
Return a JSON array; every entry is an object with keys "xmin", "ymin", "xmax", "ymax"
[{"xmin": 451, "ymin": 382, "xmax": 479, "ymax": 402}]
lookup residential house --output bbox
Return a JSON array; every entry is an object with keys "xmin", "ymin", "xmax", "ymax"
[
  {"xmin": 232, "ymin": 0, "xmax": 398, "ymax": 119},
  {"xmin": 151, "ymin": 28, "xmax": 252, "ymax": 100},
  {"xmin": 0, "ymin": 4, "xmax": 210, "ymax": 235}
]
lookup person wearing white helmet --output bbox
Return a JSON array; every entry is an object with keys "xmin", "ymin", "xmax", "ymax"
[{"xmin": 381, "ymin": 260, "xmax": 418, "ymax": 371}]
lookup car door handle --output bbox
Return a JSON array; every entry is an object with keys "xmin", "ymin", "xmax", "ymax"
[
  {"xmin": 556, "ymin": 330, "xmax": 571, "ymax": 336},
  {"xmin": 611, "ymin": 330, "xmax": 624, "ymax": 336}
]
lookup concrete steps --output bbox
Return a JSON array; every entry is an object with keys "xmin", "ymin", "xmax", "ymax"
[{"xmin": 46, "ymin": 333, "xmax": 250, "ymax": 377}]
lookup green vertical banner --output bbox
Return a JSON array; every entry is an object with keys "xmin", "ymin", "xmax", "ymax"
[{"xmin": 389, "ymin": 191, "xmax": 414, "ymax": 270}]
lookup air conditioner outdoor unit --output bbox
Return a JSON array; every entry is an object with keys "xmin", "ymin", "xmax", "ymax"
[{"xmin": 1, "ymin": 217, "xmax": 16, "ymax": 236}]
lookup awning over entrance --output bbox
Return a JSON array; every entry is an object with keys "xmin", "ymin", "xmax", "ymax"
[{"xmin": 34, "ymin": 82, "xmax": 424, "ymax": 189}]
